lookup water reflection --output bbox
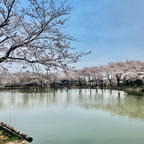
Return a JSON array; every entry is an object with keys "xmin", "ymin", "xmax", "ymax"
[{"xmin": 0, "ymin": 89, "xmax": 144, "ymax": 120}]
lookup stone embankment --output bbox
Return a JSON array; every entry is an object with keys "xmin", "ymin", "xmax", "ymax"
[
  {"xmin": 0, "ymin": 122, "xmax": 32, "ymax": 144},
  {"xmin": 0, "ymin": 130, "xmax": 27, "ymax": 143}
]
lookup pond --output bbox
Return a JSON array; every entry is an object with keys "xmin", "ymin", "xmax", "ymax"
[{"xmin": 0, "ymin": 89, "xmax": 144, "ymax": 144}]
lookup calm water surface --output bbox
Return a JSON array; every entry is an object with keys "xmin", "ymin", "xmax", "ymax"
[{"xmin": 0, "ymin": 89, "xmax": 144, "ymax": 144}]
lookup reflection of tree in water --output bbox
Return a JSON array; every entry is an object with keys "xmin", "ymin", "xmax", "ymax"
[
  {"xmin": 0, "ymin": 89, "xmax": 144, "ymax": 120},
  {"xmin": 83, "ymin": 91, "xmax": 144, "ymax": 120},
  {"xmin": 0, "ymin": 101, "xmax": 3, "ymax": 108}
]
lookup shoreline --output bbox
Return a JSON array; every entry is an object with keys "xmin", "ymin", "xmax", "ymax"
[
  {"xmin": 0, "ymin": 85, "xmax": 143, "ymax": 96},
  {"xmin": 0, "ymin": 130, "xmax": 27, "ymax": 144}
]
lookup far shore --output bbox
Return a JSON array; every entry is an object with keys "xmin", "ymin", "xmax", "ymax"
[{"xmin": 0, "ymin": 84, "xmax": 143, "ymax": 96}]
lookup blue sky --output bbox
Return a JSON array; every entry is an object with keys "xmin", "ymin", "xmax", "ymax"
[{"xmin": 65, "ymin": 0, "xmax": 144, "ymax": 68}]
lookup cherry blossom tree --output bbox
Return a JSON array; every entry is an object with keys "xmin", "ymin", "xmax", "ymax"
[{"xmin": 0, "ymin": 0, "xmax": 88, "ymax": 72}]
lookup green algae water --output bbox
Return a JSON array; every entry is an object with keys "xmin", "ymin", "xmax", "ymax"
[{"xmin": 0, "ymin": 89, "xmax": 144, "ymax": 144}]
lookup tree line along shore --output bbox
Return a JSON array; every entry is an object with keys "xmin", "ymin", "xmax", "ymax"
[
  {"xmin": 0, "ymin": 61, "xmax": 144, "ymax": 96},
  {"xmin": 0, "ymin": 0, "xmax": 142, "ymax": 96}
]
